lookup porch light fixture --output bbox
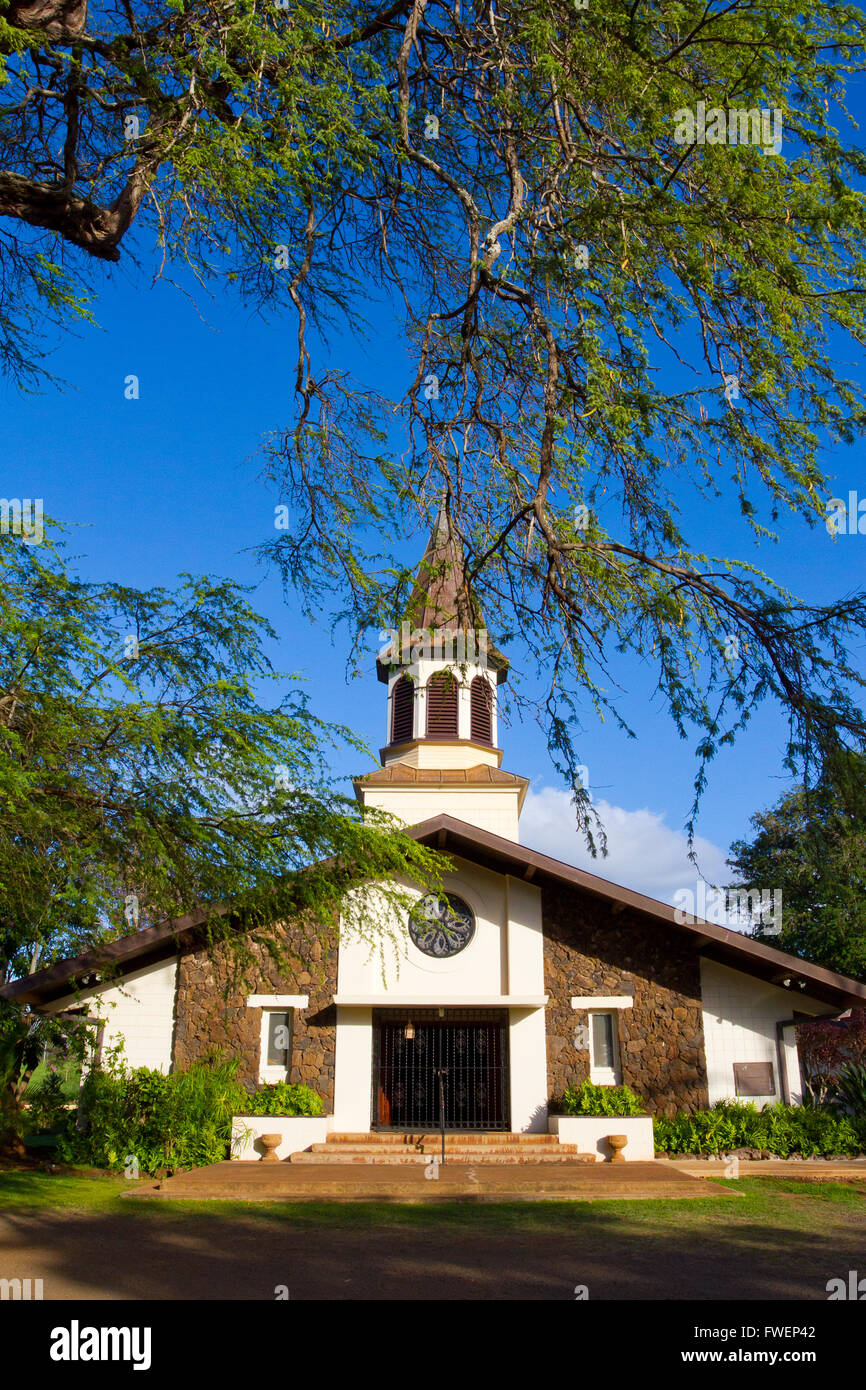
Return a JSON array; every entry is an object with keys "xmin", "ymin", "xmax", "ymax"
[{"xmin": 404, "ymin": 1020, "xmax": 415, "ymax": 1041}]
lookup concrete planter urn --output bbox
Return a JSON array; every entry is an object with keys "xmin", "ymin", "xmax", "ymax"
[
  {"xmin": 259, "ymin": 1133, "xmax": 283, "ymax": 1163},
  {"xmin": 607, "ymin": 1133, "xmax": 628, "ymax": 1163}
]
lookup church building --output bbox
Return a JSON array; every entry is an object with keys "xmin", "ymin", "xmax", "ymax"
[{"xmin": 6, "ymin": 507, "xmax": 866, "ymax": 1150}]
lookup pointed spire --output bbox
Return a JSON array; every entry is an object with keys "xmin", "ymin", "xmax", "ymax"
[{"xmin": 376, "ymin": 493, "xmax": 508, "ymax": 682}]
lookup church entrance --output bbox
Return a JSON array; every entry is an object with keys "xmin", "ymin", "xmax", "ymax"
[{"xmin": 372, "ymin": 1009, "xmax": 510, "ymax": 1131}]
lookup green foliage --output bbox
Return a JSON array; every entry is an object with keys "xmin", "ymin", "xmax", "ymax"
[
  {"xmin": 24, "ymin": 1070, "xmax": 68, "ymax": 1133},
  {"xmin": 2, "ymin": 4, "xmax": 866, "ymax": 819},
  {"xmin": 654, "ymin": 1100, "xmax": 866, "ymax": 1158},
  {"xmin": 562, "ymin": 1080, "xmax": 645, "ymax": 1117},
  {"xmin": 0, "ymin": 529, "xmax": 442, "ymax": 991},
  {"xmin": 60, "ymin": 1056, "xmax": 326, "ymax": 1173},
  {"xmin": 728, "ymin": 750, "xmax": 866, "ymax": 979},
  {"xmin": 0, "ymin": 1000, "xmax": 89, "ymax": 1151},
  {"xmin": 241, "ymin": 1082, "xmax": 323, "ymax": 1117},
  {"xmin": 833, "ymin": 1062, "xmax": 866, "ymax": 1118}
]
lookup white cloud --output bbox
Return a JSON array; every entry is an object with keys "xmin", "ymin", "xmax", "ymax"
[{"xmin": 519, "ymin": 785, "xmax": 730, "ymax": 906}]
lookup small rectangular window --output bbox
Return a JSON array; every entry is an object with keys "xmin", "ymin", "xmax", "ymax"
[
  {"xmin": 588, "ymin": 1011, "xmax": 621, "ymax": 1085},
  {"xmin": 591, "ymin": 1012, "xmax": 615, "ymax": 1069},
  {"xmin": 266, "ymin": 1011, "xmax": 292, "ymax": 1068}
]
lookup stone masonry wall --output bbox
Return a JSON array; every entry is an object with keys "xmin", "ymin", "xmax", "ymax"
[
  {"xmin": 172, "ymin": 925, "xmax": 338, "ymax": 1107},
  {"xmin": 543, "ymin": 882, "xmax": 709, "ymax": 1117}
]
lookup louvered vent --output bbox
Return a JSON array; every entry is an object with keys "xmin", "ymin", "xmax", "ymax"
[
  {"xmin": 470, "ymin": 676, "xmax": 493, "ymax": 744},
  {"xmin": 391, "ymin": 676, "xmax": 414, "ymax": 744},
  {"xmin": 426, "ymin": 672, "xmax": 459, "ymax": 737}
]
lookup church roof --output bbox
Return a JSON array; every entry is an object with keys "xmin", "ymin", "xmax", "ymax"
[
  {"xmin": 356, "ymin": 763, "xmax": 526, "ymax": 787},
  {"xmin": 354, "ymin": 763, "xmax": 529, "ymax": 809},
  {"xmin": 377, "ymin": 498, "xmax": 509, "ymax": 682},
  {"xmin": 5, "ymin": 813, "xmax": 866, "ymax": 1012}
]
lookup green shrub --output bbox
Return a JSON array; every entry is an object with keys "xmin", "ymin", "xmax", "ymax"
[
  {"xmin": 24, "ymin": 1071, "xmax": 68, "ymax": 1133},
  {"xmin": 653, "ymin": 1100, "xmax": 866, "ymax": 1157},
  {"xmin": 58, "ymin": 1055, "xmax": 325, "ymax": 1173},
  {"xmin": 242, "ymin": 1082, "xmax": 323, "ymax": 1117},
  {"xmin": 562, "ymin": 1080, "xmax": 645, "ymax": 1117}
]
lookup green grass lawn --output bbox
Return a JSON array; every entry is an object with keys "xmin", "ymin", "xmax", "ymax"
[{"xmin": 1, "ymin": 1165, "xmax": 865, "ymax": 1233}]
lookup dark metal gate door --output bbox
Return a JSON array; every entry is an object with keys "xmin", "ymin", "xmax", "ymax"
[{"xmin": 375, "ymin": 1021, "xmax": 509, "ymax": 1131}]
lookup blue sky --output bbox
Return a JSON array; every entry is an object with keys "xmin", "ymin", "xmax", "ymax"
[{"xmin": 4, "ymin": 103, "xmax": 866, "ymax": 904}]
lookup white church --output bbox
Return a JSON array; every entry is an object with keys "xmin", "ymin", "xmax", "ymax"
[{"xmin": 6, "ymin": 505, "xmax": 865, "ymax": 1160}]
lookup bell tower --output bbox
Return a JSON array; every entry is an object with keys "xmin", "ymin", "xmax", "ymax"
[{"xmin": 353, "ymin": 499, "xmax": 528, "ymax": 840}]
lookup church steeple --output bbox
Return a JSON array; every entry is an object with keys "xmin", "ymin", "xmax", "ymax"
[
  {"xmin": 376, "ymin": 494, "xmax": 509, "ymax": 686},
  {"xmin": 355, "ymin": 497, "xmax": 528, "ymax": 841}
]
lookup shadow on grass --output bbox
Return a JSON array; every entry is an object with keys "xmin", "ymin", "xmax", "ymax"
[{"xmin": 0, "ymin": 1173, "xmax": 864, "ymax": 1300}]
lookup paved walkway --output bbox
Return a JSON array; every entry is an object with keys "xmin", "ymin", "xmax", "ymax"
[
  {"xmin": 128, "ymin": 1158, "xmax": 738, "ymax": 1202},
  {"xmin": 662, "ymin": 1158, "xmax": 866, "ymax": 1180}
]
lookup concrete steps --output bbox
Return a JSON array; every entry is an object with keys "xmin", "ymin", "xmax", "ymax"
[
  {"xmin": 320, "ymin": 1131, "xmax": 564, "ymax": 1145},
  {"xmin": 291, "ymin": 1152, "xmax": 594, "ymax": 1165},
  {"xmin": 289, "ymin": 1132, "xmax": 596, "ymax": 1165}
]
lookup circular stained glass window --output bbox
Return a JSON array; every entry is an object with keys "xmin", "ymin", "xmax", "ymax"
[{"xmin": 409, "ymin": 893, "xmax": 476, "ymax": 958}]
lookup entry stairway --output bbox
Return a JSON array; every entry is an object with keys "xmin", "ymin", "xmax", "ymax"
[{"xmin": 290, "ymin": 1132, "xmax": 596, "ymax": 1165}]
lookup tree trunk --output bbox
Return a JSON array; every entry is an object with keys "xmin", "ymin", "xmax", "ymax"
[{"xmin": 7, "ymin": 0, "xmax": 87, "ymax": 37}]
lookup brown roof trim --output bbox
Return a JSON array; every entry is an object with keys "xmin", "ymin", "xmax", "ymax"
[
  {"xmin": 5, "ymin": 811, "xmax": 865, "ymax": 1013},
  {"xmin": 406, "ymin": 814, "xmax": 866, "ymax": 1011},
  {"xmin": 357, "ymin": 764, "xmax": 526, "ymax": 787},
  {"xmin": 0, "ymin": 903, "xmax": 225, "ymax": 1007}
]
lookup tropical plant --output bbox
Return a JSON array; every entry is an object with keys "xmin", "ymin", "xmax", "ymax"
[
  {"xmin": 0, "ymin": 1001, "xmax": 89, "ymax": 1154},
  {"xmin": 242, "ymin": 1082, "xmax": 324, "ymax": 1117},
  {"xmin": 562, "ymin": 1080, "xmax": 644, "ymax": 1117},
  {"xmin": 654, "ymin": 1100, "xmax": 866, "ymax": 1158},
  {"xmin": 24, "ymin": 1070, "xmax": 68, "ymax": 1133},
  {"xmin": 59, "ymin": 1054, "xmax": 328, "ymax": 1172},
  {"xmin": 833, "ymin": 1062, "xmax": 866, "ymax": 1119}
]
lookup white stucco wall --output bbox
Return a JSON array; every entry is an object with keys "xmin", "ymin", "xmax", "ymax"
[
  {"xmin": 47, "ymin": 956, "xmax": 178, "ymax": 1073},
  {"xmin": 700, "ymin": 959, "xmax": 826, "ymax": 1106},
  {"xmin": 333, "ymin": 1005, "xmax": 375, "ymax": 1131},
  {"xmin": 360, "ymin": 786, "xmax": 520, "ymax": 840},
  {"xmin": 383, "ymin": 743, "xmax": 500, "ymax": 770},
  {"xmin": 332, "ymin": 856, "xmax": 548, "ymax": 1132}
]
